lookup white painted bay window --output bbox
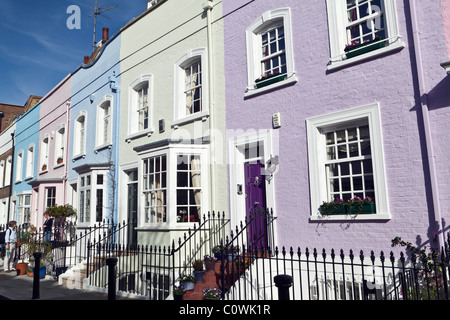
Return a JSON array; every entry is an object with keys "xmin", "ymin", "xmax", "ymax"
[
  {"xmin": 142, "ymin": 154, "xmax": 167, "ymax": 224},
  {"xmin": 79, "ymin": 173, "xmax": 91, "ymax": 224},
  {"xmin": 139, "ymin": 146, "xmax": 208, "ymax": 227}
]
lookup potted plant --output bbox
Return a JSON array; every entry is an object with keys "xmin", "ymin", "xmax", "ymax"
[
  {"xmin": 203, "ymin": 287, "xmax": 222, "ymax": 300},
  {"xmin": 319, "ymin": 198, "xmax": 346, "ymax": 215},
  {"xmin": 41, "ymin": 164, "xmax": 47, "ymax": 171},
  {"xmin": 344, "ymin": 37, "xmax": 385, "ymax": 59},
  {"xmin": 173, "ymin": 285, "xmax": 185, "ymax": 300},
  {"xmin": 23, "ymin": 241, "xmax": 53, "ymax": 279},
  {"xmin": 255, "ymin": 70, "xmax": 286, "ymax": 88},
  {"xmin": 14, "ymin": 224, "xmax": 37, "ymax": 275},
  {"xmin": 56, "ymin": 157, "xmax": 64, "ymax": 164},
  {"xmin": 179, "ymin": 274, "xmax": 195, "ymax": 292},
  {"xmin": 234, "ymin": 256, "xmax": 252, "ymax": 274},
  {"xmin": 212, "ymin": 245, "xmax": 225, "ymax": 260},
  {"xmin": 192, "ymin": 259, "xmax": 205, "ymax": 282},
  {"xmin": 204, "ymin": 255, "xmax": 217, "ymax": 271}
]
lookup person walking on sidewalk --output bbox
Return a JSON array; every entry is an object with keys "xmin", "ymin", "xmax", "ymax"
[
  {"xmin": 42, "ymin": 211, "xmax": 53, "ymax": 244},
  {"xmin": 3, "ymin": 221, "xmax": 17, "ymax": 272}
]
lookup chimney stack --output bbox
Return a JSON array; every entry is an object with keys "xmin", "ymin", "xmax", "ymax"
[
  {"xmin": 84, "ymin": 56, "xmax": 89, "ymax": 64},
  {"xmin": 102, "ymin": 27, "xmax": 109, "ymax": 42}
]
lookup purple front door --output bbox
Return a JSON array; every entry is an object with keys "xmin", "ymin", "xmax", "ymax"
[{"xmin": 244, "ymin": 161, "xmax": 268, "ymax": 250}]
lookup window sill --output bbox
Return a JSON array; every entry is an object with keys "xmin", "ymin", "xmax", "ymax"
[
  {"xmin": 94, "ymin": 144, "xmax": 112, "ymax": 153},
  {"xmin": 136, "ymin": 222, "xmax": 200, "ymax": 231},
  {"xmin": 310, "ymin": 212, "xmax": 391, "ymax": 222},
  {"xmin": 244, "ymin": 75, "xmax": 297, "ymax": 98},
  {"xmin": 172, "ymin": 111, "xmax": 209, "ymax": 128},
  {"xmin": 53, "ymin": 163, "xmax": 64, "ymax": 169},
  {"xmin": 327, "ymin": 41, "xmax": 405, "ymax": 72},
  {"xmin": 125, "ymin": 129, "xmax": 154, "ymax": 143},
  {"xmin": 72, "ymin": 154, "xmax": 86, "ymax": 161}
]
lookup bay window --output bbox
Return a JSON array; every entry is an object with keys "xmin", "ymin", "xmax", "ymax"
[{"xmin": 139, "ymin": 146, "xmax": 208, "ymax": 227}]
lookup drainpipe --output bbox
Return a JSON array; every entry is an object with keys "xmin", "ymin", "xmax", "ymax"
[
  {"xmin": 409, "ymin": 0, "xmax": 444, "ymax": 248},
  {"xmin": 63, "ymin": 100, "xmax": 71, "ymax": 205},
  {"xmin": 109, "ymin": 73, "xmax": 120, "ymax": 226},
  {"xmin": 203, "ymin": 0, "xmax": 216, "ymax": 211}
]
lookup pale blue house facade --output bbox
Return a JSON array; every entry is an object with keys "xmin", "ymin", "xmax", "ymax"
[
  {"xmin": 68, "ymin": 29, "xmax": 121, "ymax": 227},
  {"xmin": 11, "ymin": 103, "xmax": 40, "ymax": 226}
]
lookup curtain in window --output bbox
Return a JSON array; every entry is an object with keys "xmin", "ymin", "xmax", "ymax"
[
  {"xmin": 185, "ymin": 72, "xmax": 197, "ymax": 116},
  {"xmin": 190, "ymin": 156, "xmax": 201, "ymax": 217}
]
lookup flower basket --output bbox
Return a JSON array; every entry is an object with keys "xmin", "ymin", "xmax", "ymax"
[
  {"xmin": 320, "ymin": 197, "xmax": 376, "ymax": 216},
  {"xmin": 255, "ymin": 72, "xmax": 287, "ymax": 88},
  {"xmin": 345, "ymin": 37, "xmax": 386, "ymax": 59}
]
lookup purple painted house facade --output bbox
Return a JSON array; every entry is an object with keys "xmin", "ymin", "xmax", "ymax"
[{"xmin": 223, "ymin": 0, "xmax": 450, "ymax": 253}]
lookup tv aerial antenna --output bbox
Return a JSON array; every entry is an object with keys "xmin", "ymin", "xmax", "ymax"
[{"xmin": 89, "ymin": 0, "xmax": 117, "ymax": 52}]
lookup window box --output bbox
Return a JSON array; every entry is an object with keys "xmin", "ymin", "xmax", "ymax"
[
  {"xmin": 320, "ymin": 198, "xmax": 376, "ymax": 216},
  {"xmin": 255, "ymin": 73, "xmax": 287, "ymax": 89},
  {"xmin": 345, "ymin": 37, "xmax": 386, "ymax": 59}
]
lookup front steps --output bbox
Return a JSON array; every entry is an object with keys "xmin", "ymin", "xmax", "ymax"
[{"xmin": 182, "ymin": 260, "xmax": 242, "ymax": 300}]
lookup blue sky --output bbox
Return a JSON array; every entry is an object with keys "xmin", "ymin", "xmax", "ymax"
[{"xmin": 0, "ymin": 0, "xmax": 145, "ymax": 106}]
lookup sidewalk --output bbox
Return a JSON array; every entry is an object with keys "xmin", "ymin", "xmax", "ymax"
[{"xmin": 0, "ymin": 259, "xmax": 136, "ymax": 300}]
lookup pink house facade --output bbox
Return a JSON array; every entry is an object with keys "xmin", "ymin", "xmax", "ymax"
[
  {"xmin": 224, "ymin": 0, "xmax": 450, "ymax": 253},
  {"xmin": 29, "ymin": 75, "xmax": 71, "ymax": 228}
]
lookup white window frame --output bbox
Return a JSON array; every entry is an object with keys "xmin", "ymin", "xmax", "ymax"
[
  {"xmin": 173, "ymin": 48, "xmax": 209, "ymax": 127},
  {"xmin": 45, "ymin": 187, "xmax": 56, "ymax": 209},
  {"xmin": 78, "ymin": 173, "xmax": 91, "ymax": 224},
  {"xmin": 126, "ymin": 75, "xmax": 153, "ymax": 141},
  {"xmin": 0, "ymin": 160, "xmax": 4, "ymax": 188},
  {"xmin": 78, "ymin": 170, "xmax": 108, "ymax": 226},
  {"xmin": 5, "ymin": 156, "xmax": 11, "ymax": 187},
  {"xmin": 245, "ymin": 8, "xmax": 297, "ymax": 98},
  {"xmin": 26, "ymin": 144, "xmax": 34, "ymax": 179},
  {"xmin": 17, "ymin": 193, "xmax": 31, "ymax": 225},
  {"xmin": 16, "ymin": 150, "xmax": 23, "ymax": 182},
  {"xmin": 96, "ymin": 95, "xmax": 113, "ymax": 150},
  {"xmin": 73, "ymin": 111, "xmax": 87, "ymax": 159},
  {"xmin": 40, "ymin": 134, "xmax": 50, "ymax": 173},
  {"xmin": 306, "ymin": 102, "xmax": 390, "ymax": 221},
  {"xmin": 54, "ymin": 125, "xmax": 65, "ymax": 167},
  {"xmin": 326, "ymin": 0, "xmax": 404, "ymax": 71},
  {"xmin": 138, "ymin": 145, "xmax": 209, "ymax": 229}
]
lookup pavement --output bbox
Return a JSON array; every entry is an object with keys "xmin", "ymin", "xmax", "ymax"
[{"xmin": 0, "ymin": 258, "xmax": 138, "ymax": 301}]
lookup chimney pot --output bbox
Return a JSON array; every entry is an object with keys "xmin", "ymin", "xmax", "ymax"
[
  {"xmin": 84, "ymin": 56, "xmax": 89, "ymax": 64},
  {"xmin": 103, "ymin": 27, "xmax": 109, "ymax": 42}
]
